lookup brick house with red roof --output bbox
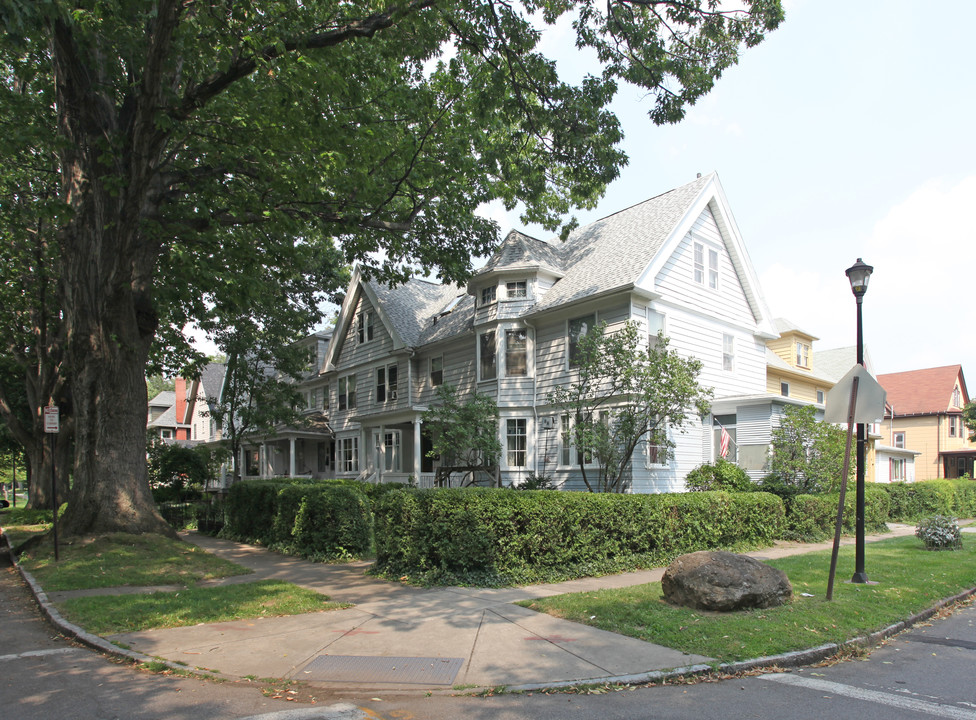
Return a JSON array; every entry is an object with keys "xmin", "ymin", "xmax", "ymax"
[{"xmin": 878, "ymin": 365, "xmax": 975, "ymax": 480}]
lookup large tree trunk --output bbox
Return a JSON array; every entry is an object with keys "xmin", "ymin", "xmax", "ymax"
[
  {"xmin": 25, "ymin": 442, "xmax": 53, "ymax": 510},
  {"xmin": 51, "ymin": 18, "xmax": 175, "ymax": 538},
  {"xmin": 57, "ymin": 226, "xmax": 172, "ymax": 538}
]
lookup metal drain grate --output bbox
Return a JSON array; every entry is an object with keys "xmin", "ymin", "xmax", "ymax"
[{"xmin": 300, "ymin": 655, "xmax": 464, "ymax": 685}]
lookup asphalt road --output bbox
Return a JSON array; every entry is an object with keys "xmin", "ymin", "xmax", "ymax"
[{"xmin": 3, "ymin": 544, "xmax": 974, "ymax": 720}]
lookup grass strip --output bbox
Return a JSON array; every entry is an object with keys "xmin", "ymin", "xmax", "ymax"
[
  {"xmin": 17, "ymin": 532, "xmax": 251, "ymax": 591},
  {"xmin": 518, "ymin": 535, "xmax": 976, "ymax": 664},
  {"xmin": 55, "ymin": 579, "xmax": 348, "ymax": 634}
]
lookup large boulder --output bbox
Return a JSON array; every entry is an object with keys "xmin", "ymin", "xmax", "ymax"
[{"xmin": 661, "ymin": 551, "xmax": 792, "ymax": 612}]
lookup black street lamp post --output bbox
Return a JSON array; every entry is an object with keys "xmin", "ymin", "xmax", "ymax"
[{"xmin": 846, "ymin": 258, "xmax": 873, "ymax": 584}]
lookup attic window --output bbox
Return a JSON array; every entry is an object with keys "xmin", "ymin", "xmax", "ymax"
[
  {"xmin": 440, "ymin": 294, "xmax": 464, "ymax": 316},
  {"xmin": 481, "ymin": 285, "xmax": 497, "ymax": 306}
]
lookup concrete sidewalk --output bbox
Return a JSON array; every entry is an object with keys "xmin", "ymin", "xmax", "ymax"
[{"xmin": 87, "ymin": 524, "xmax": 929, "ymax": 693}]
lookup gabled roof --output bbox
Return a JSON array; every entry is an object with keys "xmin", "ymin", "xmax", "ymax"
[
  {"xmin": 878, "ymin": 365, "xmax": 968, "ymax": 416},
  {"xmin": 148, "ymin": 403, "xmax": 178, "ymax": 428},
  {"xmin": 369, "ymin": 277, "xmax": 464, "ymax": 348},
  {"xmin": 326, "ymin": 173, "xmax": 775, "ymax": 366},
  {"xmin": 529, "ymin": 174, "xmax": 713, "ymax": 313},
  {"xmin": 148, "ymin": 390, "xmax": 176, "ymax": 408},
  {"xmin": 199, "ymin": 362, "xmax": 226, "ymax": 408}
]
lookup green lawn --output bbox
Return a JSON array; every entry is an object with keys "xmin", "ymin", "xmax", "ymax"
[
  {"xmin": 56, "ymin": 579, "xmax": 349, "ymax": 634},
  {"xmin": 2, "ymin": 522, "xmax": 350, "ymax": 636},
  {"xmin": 518, "ymin": 535, "xmax": 976, "ymax": 663},
  {"xmin": 16, "ymin": 532, "xmax": 250, "ymax": 591}
]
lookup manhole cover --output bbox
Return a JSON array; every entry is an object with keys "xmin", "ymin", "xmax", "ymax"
[{"xmin": 301, "ymin": 655, "xmax": 464, "ymax": 684}]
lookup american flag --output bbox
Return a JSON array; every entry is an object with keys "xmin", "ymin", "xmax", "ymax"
[{"xmin": 720, "ymin": 428, "xmax": 731, "ymax": 458}]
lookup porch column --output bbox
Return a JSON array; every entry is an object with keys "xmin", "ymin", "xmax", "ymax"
[
  {"xmin": 289, "ymin": 437, "xmax": 297, "ymax": 477},
  {"xmin": 413, "ymin": 419, "xmax": 422, "ymax": 480},
  {"xmin": 378, "ymin": 425, "xmax": 385, "ymax": 483},
  {"xmin": 260, "ymin": 443, "xmax": 268, "ymax": 478}
]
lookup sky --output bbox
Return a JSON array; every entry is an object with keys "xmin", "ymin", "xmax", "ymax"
[{"xmin": 480, "ymin": 0, "xmax": 976, "ymax": 380}]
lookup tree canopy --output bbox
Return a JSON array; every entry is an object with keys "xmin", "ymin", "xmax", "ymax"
[
  {"xmin": 764, "ymin": 404, "xmax": 848, "ymax": 497},
  {"xmin": 0, "ymin": 0, "xmax": 783, "ymax": 535},
  {"xmin": 547, "ymin": 321, "xmax": 711, "ymax": 492}
]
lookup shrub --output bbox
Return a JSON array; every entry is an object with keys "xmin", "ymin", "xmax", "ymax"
[
  {"xmin": 915, "ymin": 515, "xmax": 962, "ymax": 550},
  {"xmin": 885, "ymin": 480, "xmax": 955, "ymax": 521},
  {"xmin": 372, "ymin": 488, "xmax": 783, "ymax": 586},
  {"xmin": 685, "ymin": 459, "xmax": 754, "ymax": 492},
  {"xmin": 783, "ymin": 484, "xmax": 890, "ymax": 542},
  {"xmin": 222, "ymin": 479, "xmax": 374, "ymax": 560}
]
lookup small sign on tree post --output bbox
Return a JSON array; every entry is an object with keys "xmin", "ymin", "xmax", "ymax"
[{"xmin": 43, "ymin": 405, "xmax": 60, "ymax": 561}]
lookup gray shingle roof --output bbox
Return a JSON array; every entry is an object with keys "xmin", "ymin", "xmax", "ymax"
[
  {"xmin": 370, "ymin": 279, "xmax": 466, "ymax": 347},
  {"xmin": 816, "ymin": 346, "xmax": 875, "ymax": 382},
  {"xmin": 148, "ymin": 403, "xmax": 178, "ymax": 428},
  {"xmin": 199, "ymin": 363, "xmax": 226, "ymax": 411},
  {"xmin": 528, "ymin": 174, "xmax": 712, "ymax": 313},
  {"xmin": 360, "ymin": 174, "xmax": 716, "ymax": 351},
  {"xmin": 148, "ymin": 390, "xmax": 175, "ymax": 408},
  {"xmin": 475, "ymin": 230, "xmax": 564, "ymax": 278}
]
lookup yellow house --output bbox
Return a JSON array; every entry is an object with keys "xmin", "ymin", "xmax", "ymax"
[
  {"xmin": 766, "ymin": 319, "xmax": 835, "ymax": 405},
  {"xmin": 878, "ymin": 365, "xmax": 975, "ymax": 480}
]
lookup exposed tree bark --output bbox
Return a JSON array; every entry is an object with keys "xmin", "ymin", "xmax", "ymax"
[{"xmin": 50, "ymin": 16, "xmax": 174, "ymax": 537}]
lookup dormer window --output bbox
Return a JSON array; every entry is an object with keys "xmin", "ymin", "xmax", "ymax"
[
  {"xmin": 506, "ymin": 280, "xmax": 527, "ymax": 299},
  {"xmin": 481, "ymin": 285, "xmax": 497, "ymax": 306},
  {"xmin": 796, "ymin": 342, "xmax": 810, "ymax": 368}
]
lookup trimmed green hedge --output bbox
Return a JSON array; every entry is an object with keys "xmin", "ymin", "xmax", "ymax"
[
  {"xmin": 783, "ymin": 484, "xmax": 890, "ymax": 542},
  {"xmin": 372, "ymin": 488, "xmax": 784, "ymax": 586},
  {"xmin": 884, "ymin": 479, "xmax": 976, "ymax": 521},
  {"xmin": 222, "ymin": 479, "xmax": 373, "ymax": 560}
]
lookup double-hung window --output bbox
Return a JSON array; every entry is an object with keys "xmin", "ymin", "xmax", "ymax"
[
  {"xmin": 893, "ymin": 431, "xmax": 905, "ymax": 449},
  {"xmin": 339, "ymin": 437, "xmax": 359, "ymax": 473},
  {"xmin": 796, "ymin": 342, "xmax": 810, "ymax": 368},
  {"xmin": 723, "ymin": 334, "xmax": 735, "ymax": 372},
  {"xmin": 505, "ymin": 329, "xmax": 527, "ymax": 376},
  {"xmin": 479, "ymin": 331, "xmax": 497, "ymax": 380},
  {"xmin": 708, "ymin": 248, "xmax": 719, "ymax": 289},
  {"xmin": 890, "ymin": 457, "xmax": 906, "ymax": 481},
  {"xmin": 568, "ymin": 314, "xmax": 595, "ymax": 368},
  {"xmin": 430, "ymin": 356, "xmax": 443, "ymax": 387},
  {"xmin": 950, "ymin": 416, "xmax": 959, "ymax": 437},
  {"xmin": 507, "ymin": 419, "xmax": 527, "ymax": 467},
  {"xmin": 647, "ymin": 309, "xmax": 666, "ymax": 350},
  {"xmin": 693, "ymin": 241, "xmax": 719, "ymax": 288},
  {"xmin": 506, "ymin": 280, "xmax": 527, "ymax": 298},
  {"xmin": 559, "ymin": 413, "xmax": 594, "ymax": 466},
  {"xmin": 481, "ymin": 285, "xmax": 497, "ymax": 306},
  {"xmin": 338, "ymin": 374, "xmax": 357, "ymax": 411},
  {"xmin": 357, "ymin": 310, "xmax": 374, "ymax": 343},
  {"xmin": 647, "ymin": 424, "xmax": 666, "ymax": 466},
  {"xmin": 376, "ymin": 364, "xmax": 398, "ymax": 403}
]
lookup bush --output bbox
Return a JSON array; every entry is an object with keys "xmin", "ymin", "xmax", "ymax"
[
  {"xmin": 685, "ymin": 459, "xmax": 754, "ymax": 492},
  {"xmin": 372, "ymin": 488, "xmax": 783, "ymax": 586},
  {"xmin": 783, "ymin": 484, "xmax": 890, "ymax": 542},
  {"xmin": 222, "ymin": 479, "xmax": 374, "ymax": 561},
  {"xmin": 915, "ymin": 515, "xmax": 962, "ymax": 550}
]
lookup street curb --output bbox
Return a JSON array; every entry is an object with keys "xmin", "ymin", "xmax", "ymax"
[
  {"xmin": 3, "ymin": 527, "xmax": 975, "ymax": 695},
  {"xmin": 0, "ymin": 530, "xmax": 230, "ymax": 683}
]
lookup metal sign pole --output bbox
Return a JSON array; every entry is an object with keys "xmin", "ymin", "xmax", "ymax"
[
  {"xmin": 827, "ymin": 376, "xmax": 859, "ymax": 601},
  {"xmin": 44, "ymin": 405, "xmax": 59, "ymax": 561}
]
